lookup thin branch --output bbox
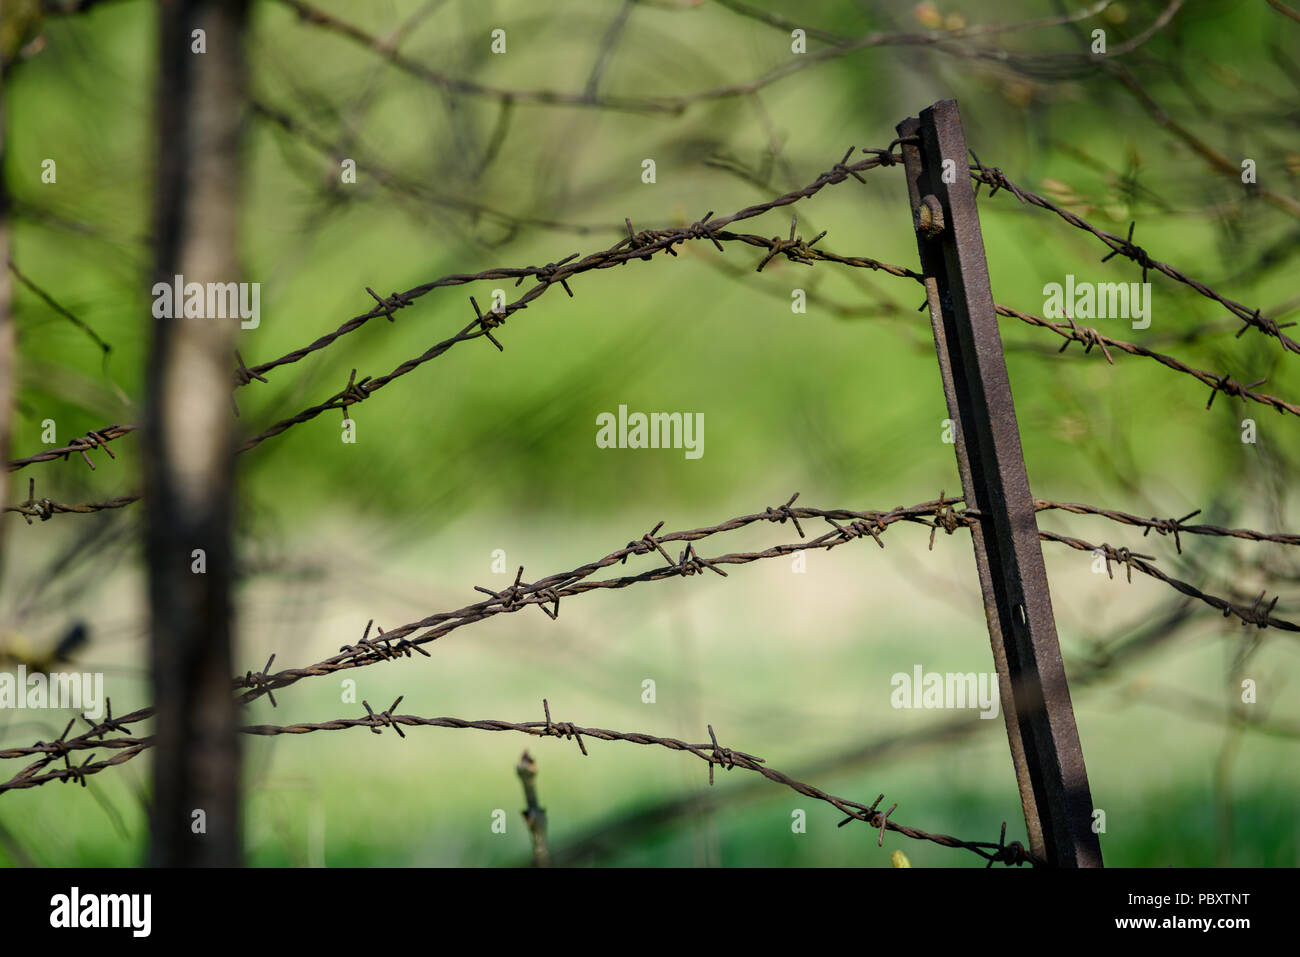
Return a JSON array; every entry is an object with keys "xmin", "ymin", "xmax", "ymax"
[
  {"xmin": 1266, "ymin": 0, "xmax": 1300, "ymax": 26},
  {"xmin": 1105, "ymin": 63, "xmax": 1300, "ymax": 220},
  {"xmin": 583, "ymin": 0, "xmax": 636, "ymax": 100},
  {"xmin": 7, "ymin": 260, "xmax": 112, "ymax": 356},
  {"xmin": 516, "ymin": 751, "xmax": 550, "ymax": 867},
  {"xmin": 271, "ymin": 0, "xmax": 1174, "ymax": 113}
]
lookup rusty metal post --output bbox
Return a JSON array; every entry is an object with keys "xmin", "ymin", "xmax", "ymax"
[{"xmin": 897, "ymin": 99, "xmax": 1103, "ymax": 868}]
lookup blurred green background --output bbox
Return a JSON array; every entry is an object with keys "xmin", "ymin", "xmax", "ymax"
[{"xmin": 2, "ymin": 0, "xmax": 1298, "ymax": 866}]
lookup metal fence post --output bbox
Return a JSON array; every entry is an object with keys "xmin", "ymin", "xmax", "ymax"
[{"xmin": 896, "ymin": 99, "xmax": 1103, "ymax": 868}]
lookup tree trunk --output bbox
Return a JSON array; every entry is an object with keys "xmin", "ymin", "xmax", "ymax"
[{"xmin": 145, "ymin": 0, "xmax": 249, "ymax": 867}]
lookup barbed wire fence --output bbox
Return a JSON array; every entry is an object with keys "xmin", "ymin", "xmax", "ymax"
[
  {"xmin": 2, "ymin": 0, "xmax": 1297, "ymax": 867},
  {"xmin": 8, "ymin": 144, "xmax": 1300, "ymax": 505},
  {"xmin": 4, "ymin": 142, "xmax": 1298, "ymax": 849}
]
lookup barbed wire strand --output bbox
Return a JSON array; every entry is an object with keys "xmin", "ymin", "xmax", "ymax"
[
  {"xmin": 3, "ymin": 477, "xmax": 139, "ymax": 522},
  {"xmin": 993, "ymin": 304, "xmax": 1300, "ymax": 417},
  {"xmin": 13, "ymin": 139, "xmax": 1298, "ymax": 485},
  {"xmin": 7, "ymin": 424, "xmax": 133, "ymax": 473},
  {"xmin": 5, "ymin": 145, "xmax": 905, "ymax": 476},
  {"xmin": 1033, "ymin": 499, "xmax": 1300, "ymax": 550},
  {"xmin": 231, "ymin": 148, "xmax": 909, "ymax": 453},
  {"xmin": 0, "ymin": 694, "xmax": 1037, "ymax": 865},
  {"xmin": 1040, "ymin": 531, "xmax": 1296, "ymax": 631},
  {"xmin": 969, "ymin": 154, "xmax": 1300, "ymax": 353},
  {"xmin": 3, "ymin": 493, "xmax": 1294, "ymax": 798}
]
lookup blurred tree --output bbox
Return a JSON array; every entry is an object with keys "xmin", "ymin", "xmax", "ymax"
[{"xmin": 145, "ymin": 0, "xmax": 249, "ymax": 867}]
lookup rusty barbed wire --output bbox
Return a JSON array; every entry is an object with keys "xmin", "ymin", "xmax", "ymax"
[
  {"xmin": 12, "ymin": 137, "xmax": 1297, "ymax": 493},
  {"xmin": 1039, "ymin": 531, "xmax": 1296, "ymax": 631},
  {"xmin": 0, "ymin": 492, "xmax": 962, "ymax": 785},
  {"xmin": 7, "ymin": 424, "xmax": 133, "ymax": 473},
  {"xmin": 12, "ymin": 280, "xmax": 1292, "ymax": 509},
  {"xmin": 724, "ymin": 224, "xmax": 1300, "ymax": 418},
  {"xmin": 233, "ymin": 147, "xmax": 908, "ymax": 453},
  {"xmin": 6, "ymin": 145, "xmax": 905, "ymax": 473},
  {"xmin": 4, "ymin": 491, "xmax": 1295, "ymax": 795},
  {"xmin": 2, "ymin": 477, "xmax": 139, "ymax": 522},
  {"xmin": 0, "ymin": 692, "xmax": 1037, "ymax": 866},
  {"xmin": 226, "ymin": 197, "xmax": 1300, "ymax": 452},
  {"xmin": 1033, "ymin": 500, "xmax": 1300, "ymax": 551},
  {"xmin": 13, "ymin": 275, "xmax": 1298, "ymax": 520},
  {"xmin": 992, "ymin": 304, "xmax": 1300, "ymax": 418},
  {"xmin": 221, "ymin": 493, "xmax": 972, "ymax": 701},
  {"xmin": 969, "ymin": 153, "xmax": 1300, "ymax": 354},
  {"xmin": 545, "ymin": 594, "xmax": 1206, "ymax": 864},
  {"xmin": 238, "ymin": 697, "xmax": 1040, "ymax": 866},
  {"xmin": 726, "ymin": 226, "xmax": 1300, "ymax": 419}
]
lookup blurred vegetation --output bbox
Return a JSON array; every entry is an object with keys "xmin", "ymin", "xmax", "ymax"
[{"xmin": 1, "ymin": 0, "xmax": 1297, "ymax": 866}]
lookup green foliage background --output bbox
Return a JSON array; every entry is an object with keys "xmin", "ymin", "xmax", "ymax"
[{"xmin": 2, "ymin": 0, "xmax": 1297, "ymax": 866}]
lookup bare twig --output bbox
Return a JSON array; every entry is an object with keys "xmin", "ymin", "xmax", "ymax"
[{"xmin": 516, "ymin": 750, "xmax": 550, "ymax": 867}]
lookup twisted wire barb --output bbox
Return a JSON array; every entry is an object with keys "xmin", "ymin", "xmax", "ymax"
[
  {"xmin": 12, "ymin": 141, "xmax": 1299, "ymax": 488},
  {"xmin": 238, "ymin": 145, "xmax": 901, "ymax": 386},
  {"xmin": 6, "ymin": 145, "xmax": 905, "ymax": 473},
  {"xmin": 0, "ymin": 694, "xmax": 1038, "ymax": 866},
  {"xmin": 1033, "ymin": 500, "xmax": 1300, "ymax": 550},
  {"xmin": 994, "ymin": 304, "xmax": 1300, "ymax": 418},
  {"xmin": 10, "ymin": 283, "xmax": 1295, "ymax": 510},
  {"xmin": 2, "ymin": 477, "xmax": 139, "ymax": 522},
  {"xmin": 970, "ymin": 154, "xmax": 1300, "ymax": 354},
  {"xmin": 4, "ymin": 492, "xmax": 1295, "ymax": 798},
  {"xmin": 1040, "ymin": 531, "xmax": 1296, "ymax": 631},
  {"xmin": 239, "ymin": 698, "xmax": 1038, "ymax": 866},
  {"xmin": 7, "ymin": 425, "xmax": 133, "ymax": 473},
  {"xmin": 233, "ymin": 149, "xmax": 905, "ymax": 453}
]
